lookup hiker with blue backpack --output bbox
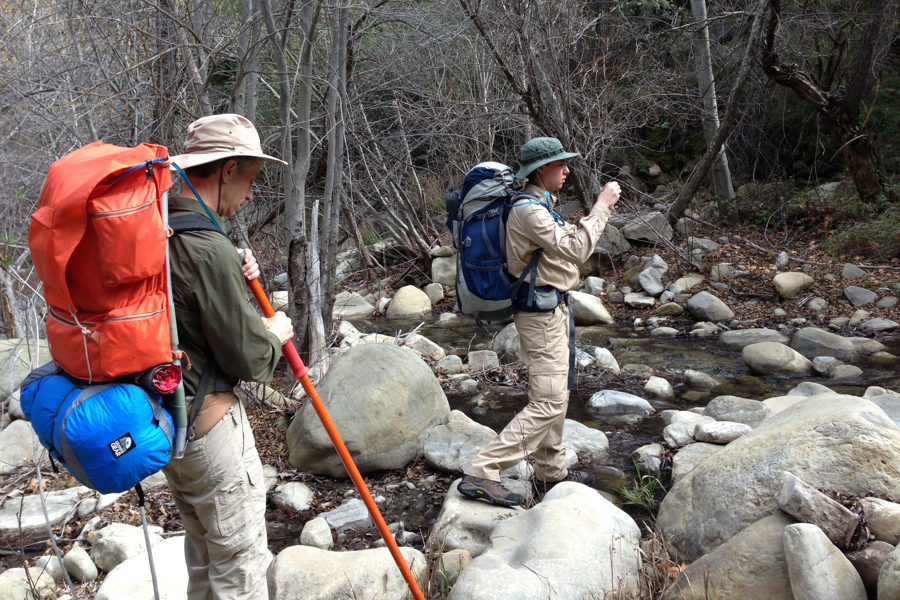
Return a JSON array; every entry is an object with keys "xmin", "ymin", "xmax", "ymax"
[{"xmin": 456, "ymin": 137, "xmax": 621, "ymax": 507}]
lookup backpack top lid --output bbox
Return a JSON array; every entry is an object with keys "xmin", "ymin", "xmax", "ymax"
[{"xmin": 459, "ymin": 162, "xmax": 514, "ymax": 220}]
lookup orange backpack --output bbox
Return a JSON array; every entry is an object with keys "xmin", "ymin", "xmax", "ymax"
[{"xmin": 30, "ymin": 141, "xmax": 174, "ymax": 381}]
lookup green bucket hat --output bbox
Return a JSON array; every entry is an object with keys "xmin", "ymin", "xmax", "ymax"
[{"xmin": 515, "ymin": 137, "xmax": 581, "ymax": 180}]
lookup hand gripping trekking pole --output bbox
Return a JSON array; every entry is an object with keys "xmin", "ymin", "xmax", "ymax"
[{"xmin": 245, "ymin": 278, "xmax": 426, "ymax": 600}]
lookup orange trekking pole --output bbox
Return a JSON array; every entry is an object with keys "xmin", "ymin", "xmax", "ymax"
[{"xmin": 246, "ymin": 278, "xmax": 426, "ymax": 600}]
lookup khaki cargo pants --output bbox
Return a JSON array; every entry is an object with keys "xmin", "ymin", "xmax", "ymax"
[
  {"xmin": 466, "ymin": 304, "xmax": 571, "ymax": 482},
  {"xmin": 163, "ymin": 397, "xmax": 268, "ymax": 600}
]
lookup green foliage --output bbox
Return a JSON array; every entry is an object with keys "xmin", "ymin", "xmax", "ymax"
[
  {"xmin": 618, "ymin": 462, "xmax": 667, "ymax": 509},
  {"xmin": 867, "ymin": 73, "xmax": 900, "ymax": 159},
  {"xmin": 823, "ymin": 202, "xmax": 900, "ymax": 261}
]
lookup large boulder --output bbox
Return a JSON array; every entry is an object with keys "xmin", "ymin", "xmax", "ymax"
[
  {"xmin": 879, "ymin": 544, "xmax": 900, "ymax": 600},
  {"xmin": 95, "ymin": 536, "xmax": 188, "ymax": 600},
  {"xmin": 287, "ymin": 344, "xmax": 449, "ymax": 476},
  {"xmin": 620, "ymin": 212, "xmax": 674, "ymax": 243},
  {"xmin": 561, "ymin": 420, "xmax": 609, "ymax": 461},
  {"xmin": 431, "ymin": 480, "xmax": 526, "ymax": 558},
  {"xmin": 0, "ymin": 568, "xmax": 58, "ymax": 599},
  {"xmin": 703, "ymin": 396, "xmax": 774, "ymax": 428},
  {"xmin": 488, "ymin": 323, "xmax": 520, "ymax": 364},
  {"xmin": 783, "ymin": 524, "xmax": 867, "ymax": 600},
  {"xmin": 268, "ymin": 545, "xmax": 426, "ymax": 600},
  {"xmin": 0, "ymin": 339, "xmax": 51, "ymax": 399},
  {"xmin": 686, "ymin": 292, "xmax": 734, "ymax": 322},
  {"xmin": 773, "ymin": 272, "xmax": 815, "ymax": 299},
  {"xmin": 447, "ymin": 484, "xmax": 640, "ymax": 599},
  {"xmin": 743, "ymin": 342, "xmax": 813, "ymax": 374},
  {"xmin": 567, "ymin": 291, "xmax": 614, "ymax": 325},
  {"xmin": 670, "ymin": 273, "xmax": 704, "ymax": 295},
  {"xmin": 89, "ymin": 523, "xmax": 164, "ymax": 573},
  {"xmin": 790, "ymin": 327, "xmax": 858, "ymax": 361},
  {"xmin": 657, "ymin": 394, "xmax": 900, "ymax": 561},
  {"xmin": 0, "ymin": 486, "xmax": 90, "ymax": 542},
  {"xmin": 386, "ymin": 286, "xmax": 432, "ymax": 317},
  {"xmin": 423, "ymin": 410, "xmax": 495, "ymax": 474},
  {"xmin": 664, "ymin": 514, "xmax": 795, "ymax": 600},
  {"xmin": 719, "ymin": 328, "xmax": 788, "ymax": 349},
  {"xmin": 331, "ymin": 291, "xmax": 375, "ymax": 318},
  {"xmin": 432, "ymin": 256, "xmax": 457, "ymax": 287},
  {"xmin": 0, "ymin": 419, "xmax": 47, "ymax": 475}
]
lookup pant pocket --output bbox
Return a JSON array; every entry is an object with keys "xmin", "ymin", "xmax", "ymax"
[{"xmin": 213, "ymin": 472, "xmax": 250, "ymax": 538}]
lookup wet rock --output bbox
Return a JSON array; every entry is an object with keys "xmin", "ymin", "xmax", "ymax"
[
  {"xmin": 686, "ymin": 292, "xmax": 733, "ymax": 322},
  {"xmin": 332, "ymin": 291, "xmax": 376, "ymax": 318},
  {"xmin": 849, "ymin": 336, "xmax": 885, "ymax": 357},
  {"xmin": 431, "ymin": 480, "xmax": 526, "ymax": 558},
  {"xmin": 272, "ymin": 482, "xmax": 314, "ymax": 512},
  {"xmin": 846, "ymin": 541, "xmax": 894, "ymax": 598},
  {"xmin": 773, "ymin": 272, "xmax": 815, "ymax": 299},
  {"xmin": 432, "ymin": 256, "xmax": 457, "ymax": 287},
  {"xmin": 790, "ymin": 327, "xmax": 858, "ymax": 361},
  {"xmin": 64, "ymin": 546, "xmax": 97, "ymax": 583},
  {"xmin": 447, "ymin": 484, "xmax": 640, "ymax": 600},
  {"xmin": 776, "ymin": 472, "xmax": 858, "ymax": 549},
  {"xmin": 813, "ymin": 356, "xmax": 843, "ymax": 375},
  {"xmin": 268, "ymin": 545, "xmax": 426, "ymax": 600},
  {"xmin": 860, "ymin": 318, "xmax": 899, "ymax": 333},
  {"xmin": 719, "ymin": 328, "xmax": 788, "ymax": 349},
  {"xmin": 466, "ymin": 350, "xmax": 499, "ymax": 371},
  {"xmin": 588, "ymin": 390, "xmax": 653, "ymax": 416},
  {"xmin": 859, "ymin": 498, "xmax": 900, "ymax": 545},
  {"xmin": 703, "ymin": 396, "xmax": 774, "ymax": 428},
  {"xmin": 593, "ymin": 348, "xmax": 620, "ymax": 375},
  {"xmin": 300, "ymin": 517, "xmax": 334, "ymax": 550},
  {"xmin": 694, "ymin": 421, "xmax": 751, "ymax": 444},
  {"xmin": 624, "ymin": 293, "xmax": 655, "ymax": 309},
  {"xmin": 621, "ymin": 212, "xmax": 673, "ymax": 243},
  {"xmin": 568, "ymin": 291, "xmax": 614, "ymax": 325},
  {"xmin": 632, "ymin": 443, "xmax": 664, "ymax": 477},
  {"xmin": 436, "ymin": 355, "xmax": 464, "ymax": 375},
  {"xmin": 437, "ymin": 312, "xmax": 463, "ymax": 327},
  {"xmin": 871, "ymin": 351, "xmax": 900, "ymax": 366},
  {"xmin": 386, "ymin": 286, "xmax": 432, "ymax": 317},
  {"xmin": 649, "ymin": 326, "xmax": 677, "ymax": 337},
  {"xmin": 95, "ymin": 536, "xmax": 186, "ymax": 600},
  {"xmin": 562, "ymin": 419, "xmax": 609, "ymax": 461},
  {"xmin": 783, "ymin": 523, "xmax": 866, "ymax": 600},
  {"xmin": 743, "ymin": 342, "xmax": 813, "ymax": 375},
  {"xmin": 842, "ymin": 264, "xmax": 867, "ymax": 280},
  {"xmin": 844, "ymin": 286, "xmax": 878, "ymax": 307},
  {"xmin": 830, "ymin": 364, "xmax": 863, "ymax": 383},
  {"xmin": 658, "ymin": 394, "xmax": 900, "ymax": 561},
  {"xmin": 644, "ymin": 376, "xmax": 674, "ymax": 400},
  {"xmin": 684, "ymin": 369, "xmax": 719, "ymax": 390},
  {"xmin": 287, "ymin": 344, "xmax": 449, "ymax": 476}
]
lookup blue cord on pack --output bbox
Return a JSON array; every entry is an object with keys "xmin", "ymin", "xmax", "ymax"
[
  {"xmin": 170, "ymin": 163, "xmax": 223, "ymax": 231},
  {"xmin": 505, "ymin": 190, "xmax": 566, "ymax": 227}
]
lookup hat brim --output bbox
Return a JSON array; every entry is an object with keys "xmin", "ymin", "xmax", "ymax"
[
  {"xmin": 515, "ymin": 151, "xmax": 581, "ymax": 180},
  {"xmin": 169, "ymin": 151, "xmax": 287, "ymax": 170}
]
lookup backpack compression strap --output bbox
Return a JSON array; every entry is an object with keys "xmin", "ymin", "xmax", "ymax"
[{"xmin": 169, "ymin": 214, "xmax": 232, "ymax": 239}]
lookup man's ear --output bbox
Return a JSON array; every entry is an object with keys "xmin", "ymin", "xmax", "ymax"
[{"xmin": 220, "ymin": 158, "xmax": 238, "ymax": 184}]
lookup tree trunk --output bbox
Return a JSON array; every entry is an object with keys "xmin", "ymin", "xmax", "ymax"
[
  {"xmin": 153, "ymin": 0, "xmax": 177, "ymax": 145},
  {"xmin": 690, "ymin": 0, "xmax": 737, "ymax": 223}
]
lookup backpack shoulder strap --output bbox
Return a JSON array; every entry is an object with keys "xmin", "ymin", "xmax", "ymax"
[{"xmin": 169, "ymin": 214, "xmax": 231, "ymax": 241}]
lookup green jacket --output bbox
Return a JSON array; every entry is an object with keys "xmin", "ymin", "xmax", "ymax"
[{"xmin": 168, "ymin": 195, "xmax": 283, "ymax": 396}]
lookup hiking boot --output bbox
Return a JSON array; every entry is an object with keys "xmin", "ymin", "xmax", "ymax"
[
  {"xmin": 533, "ymin": 470, "xmax": 596, "ymax": 495},
  {"xmin": 457, "ymin": 475, "xmax": 525, "ymax": 507}
]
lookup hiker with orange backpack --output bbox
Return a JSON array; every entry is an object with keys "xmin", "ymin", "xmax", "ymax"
[{"xmin": 164, "ymin": 114, "xmax": 292, "ymax": 600}]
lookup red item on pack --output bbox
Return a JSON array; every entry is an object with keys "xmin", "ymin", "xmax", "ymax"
[{"xmin": 30, "ymin": 141, "xmax": 174, "ymax": 381}]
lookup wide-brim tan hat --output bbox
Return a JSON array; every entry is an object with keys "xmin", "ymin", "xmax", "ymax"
[{"xmin": 169, "ymin": 113, "xmax": 287, "ymax": 170}]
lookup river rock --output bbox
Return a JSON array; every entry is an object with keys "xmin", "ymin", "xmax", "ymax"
[
  {"xmin": 436, "ymin": 355, "xmax": 464, "ymax": 375},
  {"xmin": 584, "ymin": 277, "xmax": 606, "ymax": 295},
  {"xmin": 665, "ymin": 514, "xmax": 795, "ymax": 600},
  {"xmin": 7, "ymin": 392, "xmax": 24, "ymax": 420},
  {"xmin": 588, "ymin": 390, "xmax": 653, "ymax": 416},
  {"xmin": 656, "ymin": 302, "xmax": 683, "ymax": 316},
  {"xmin": 650, "ymin": 326, "xmax": 678, "ymax": 337},
  {"xmin": 424, "ymin": 282, "xmax": 444, "ymax": 306},
  {"xmin": 657, "ymin": 394, "xmax": 900, "ymax": 561},
  {"xmin": 663, "ymin": 422, "xmax": 699, "ymax": 449},
  {"xmin": 846, "ymin": 541, "xmax": 894, "ymax": 598},
  {"xmin": 773, "ymin": 272, "xmax": 815, "ymax": 299},
  {"xmin": 95, "ymin": 536, "xmax": 187, "ymax": 600},
  {"xmin": 703, "ymin": 396, "xmax": 773, "ymax": 428},
  {"xmin": 0, "ymin": 486, "xmax": 90, "ymax": 542},
  {"xmin": 783, "ymin": 523, "xmax": 867, "ymax": 600},
  {"xmin": 859, "ymin": 498, "xmax": 900, "ymax": 545},
  {"xmin": 272, "ymin": 482, "xmax": 314, "ymax": 512},
  {"xmin": 880, "ymin": 544, "xmax": 900, "ymax": 600},
  {"xmin": 320, "ymin": 498, "xmax": 373, "ymax": 532},
  {"xmin": 446, "ymin": 484, "xmax": 640, "ymax": 600},
  {"xmin": 624, "ymin": 292, "xmax": 655, "ymax": 309},
  {"xmin": 813, "ymin": 356, "xmax": 843, "ymax": 375},
  {"xmin": 844, "ymin": 286, "xmax": 878, "ymax": 307},
  {"xmin": 64, "ymin": 545, "xmax": 97, "ymax": 582},
  {"xmin": 842, "ymin": 263, "xmax": 866, "ymax": 280},
  {"xmin": 693, "ymin": 421, "xmax": 751, "ymax": 444},
  {"xmin": 386, "ymin": 286, "xmax": 432, "ymax": 317},
  {"xmin": 719, "ymin": 328, "xmax": 788, "ymax": 349},
  {"xmin": 35, "ymin": 554, "xmax": 64, "ymax": 581},
  {"xmin": 299, "ymin": 517, "xmax": 333, "ymax": 550},
  {"xmin": 594, "ymin": 348, "xmax": 620, "ymax": 374},
  {"xmin": 670, "ymin": 273, "xmax": 705, "ymax": 295},
  {"xmin": 644, "ymin": 376, "xmax": 674, "ymax": 400},
  {"xmin": 423, "ymin": 410, "xmax": 495, "ymax": 473},
  {"xmin": 0, "ymin": 419, "xmax": 47, "ymax": 475},
  {"xmin": 743, "ymin": 342, "xmax": 813, "ymax": 374},
  {"xmin": 808, "ymin": 297, "xmax": 828, "ymax": 311},
  {"xmin": 432, "ymin": 256, "xmax": 456, "ymax": 287},
  {"xmin": 709, "ymin": 263, "xmax": 733, "ymax": 281},
  {"xmin": 860, "ymin": 318, "xmax": 900, "ymax": 333},
  {"xmin": 332, "ymin": 291, "xmax": 375, "ymax": 318},
  {"xmin": 672, "ymin": 442, "xmax": 722, "ymax": 484},
  {"xmin": 687, "ymin": 237, "xmax": 720, "ymax": 252},
  {"xmin": 268, "ymin": 545, "xmax": 425, "ymax": 600},
  {"xmin": 686, "ymin": 291, "xmax": 733, "ymax": 322},
  {"xmin": 0, "ymin": 339, "xmax": 51, "ymax": 399},
  {"xmin": 830, "ymin": 364, "xmax": 863, "ymax": 383},
  {"xmin": 633, "ymin": 443, "xmax": 664, "ymax": 477},
  {"xmin": 620, "ymin": 212, "xmax": 673, "ymax": 243},
  {"xmin": 636, "ymin": 269, "xmax": 664, "ymax": 297},
  {"xmin": 438, "ymin": 549, "xmax": 472, "ymax": 587},
  {"xmin": 568, "ymin": 291, "xmax": 614, "ymax": 325},
  {"xmin": 562, "ymin": 420, "xmax": 609, "ymax": 461},
  {"xmin": 466, "ymin": 350, "xmax": 499, "ymax": 371},
  {"xmin": 661, "ymin": 410, "xmax": 711, "ymax": 427},
  {"xmin": 400, "ymin": 334, "xmax": 445, "ymax": 362},
  {"xmin": 431, "ymin": 480, "xmax": 526, "ymax": 558},
  {"xmin": 0, "ymin": 568, "xmax": 57, "ymax": 599},
  {"xmin": 287, "ymin": 344, "xmax": 449, "ymax": 476},
  {"xmin": 849, "ymin": 336, "xmax": 885, "ymax": 357},
  {"xmin": 431, "ymin": 245, "xmax": 454, "ymax": 258},
  {"xmin": 790, "ymin": 327, "xmax": 858, "ymax": 361},
  {"xmin": 89, "ymin": 523, "xmax": 164, "ymax": 573},
  {"xmin": 776, "ymin": 472, "xmax": 858, "ymax": 548},
  {"xmin": 787, "ymin": 382, "xmax": 835, "ymax": 397},
  {"xmin": 271, "ymin": 290, "xmax": 289, "ymax": 312},
  {"xmin": 684, "ymin": 369, "xmax": 718, "ymax": 390},
  {"xmin": 849, "ymin": 309, "xmax": 871, "ymax": 327},
  {"xmin": 595, "ymin": 224, "xmax": 632, "ymax": 260},
  {"xmin": 489, "ymin": 324, "xmax": 520, "ymax": 364}
]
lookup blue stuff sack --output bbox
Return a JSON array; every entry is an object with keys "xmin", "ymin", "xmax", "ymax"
[{"xmin": 20, "ymin": 362, "xmax": 174, "ymax": 494}]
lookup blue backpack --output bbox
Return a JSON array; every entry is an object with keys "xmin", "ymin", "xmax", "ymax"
[
  {"xmin": 20, "ymin": 362, "xmax": 174, "ymax": 494},
  {"xmin": 445, "ymin": 162, "xmax": 547, "ymax": 322}
]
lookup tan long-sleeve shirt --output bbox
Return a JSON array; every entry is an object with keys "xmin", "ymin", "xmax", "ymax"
[{"xmin": 505, "ymin": 184, "xmax": 610, "ymax": 292}]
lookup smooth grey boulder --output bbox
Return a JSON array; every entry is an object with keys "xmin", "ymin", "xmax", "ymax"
[
  {"xmin": 842, "ymin": 263, "xmax": 867, "ymax": 279},
  {"xmin": 849, "ymin": 336, "xmax": 885, "ymax": 357},
  {"xmin": 332, "ymin": 291, "xmax": 375, "ymax": 318},
  {"xmin": 594, "ymin": 224, "xmax": 632, "ymax": 260},
  {"xmin": 89, "ymin": 523, "xmax": 164, "ymax": 573},
  {"xmin": 776, "ymin": 471, "xmax": 858, "ymax": 549},
  {"xmin": 831, "ymin": 364, "xmax": 863, "ymax": 383},
  {"xmin": 594, "ymin": 348, "xmax": 620, "ymax": 374},
  {"xmin": 633, "ymin": 443, "xmax": 664, "ymax": 477},
  {"xmin": 669, "ymin": 273, "xmax": 704, "ymax": 295},
  {"xmin": 488, "ymin": 323, "xmax": 520, "ymax": 364},
  {"xmin": 719, "ymin": 328, "xmax": 788, "ymax": 349},
  {"xmin": 672, "ymin": 442, "xmax": 722, "ymax": 484},
  {"xmin": 584, "ymin": 276, "xmax": 606, "ymax": 295},
  {"xmin": 403, "ymin": 333, "xmax": 446, "ymax": 361},
  {"xmin": 435, "ymin": 355, "xmax": 464, "ymax": 375},
  {"xmin": 561, "ymin": 419, "xmax": 609, "ymax": 461},
  {"xmin": 386, "ymin": 285, "xmax": 432, "ymax": 317},
  {"xmin": 431, "ymin": 245, "xmax": 455, "ymax": 258},
  {"xmin": 95, "ymin": 536, "xmax": 186, "ymax": 600},
  {"xmin": 788, "ymin": 381, "xmax": 836, "ymax": 397},
  {"xmin": 683, "ymin": 369, "xmax": 718, "ymax": 390},
  {"xmin": 845, "ymin": 286, "xmax": 878, "ymax": 307},
  {"xmin": 438, "ymin": 549, "xmax": 472, "ymax": 587},
  {"xmin": 35, "ymin": 554, "xmax": 64, "ymax": 581},
  {"xmin": 878, "ymin": 544, "xmax": 900, "ymax": 600},
  {"xmin": 320, "ymin": 499, "xmax": 373, "ymax": 532},
  {"xmin": 663, "ymin": 422, "xmax": 701, "ymax": 449},
  {"xmin": 649, "ymin": 326, "xmax": 678, "ymax": 337},
  {"xmin": 783, "ymin": 523, "xmax": 867, "ymax": 600},
  {"xmin": 859, "ymin": 497, "xmax": 900, "ymax": 545},
  {"xmin": 813, "ymin": 356, "xmax": 843, "ymax": 375},
  {"xmin": 272, "ymin": 482, "xmax": 314, "ymax": 512},
  {"xmin": 664, "ymin": 514, "xmax": 795, "ymax": 600},
  {"xmin": 0, "ymin": 339, "xmax": 51, "ymax": 399},
  {"xmin": 0, "ymin": 568, "xmax": 57, "ymax": 599},
  {"xmin": 568, "ymin": 290, "xmax": 614, "ymax": 325},
  {"xmin": 299, "ymin": 517, "xmax": 333, "ymax": 550},
  {"xmin": 446, "ymin": 484, "xmax": 640, "ymax": 600},
  {"xmin": 0, "ymin": 486, "xmax": 90, "ymax": 541},
  {"xmin": 860, "ymin": 318, "xmax": 899, "ymax": 333},
  {"xmin": 64, "ymin": 545, "xmax": 98, "ymax": 582},
  {"xmin": 642, "ymin": 254, "xmax": 669, "ymax": 272},
  {"xmin": 790, "ymin": 327, "xmax": 858, "ymax": 361},
  {"xmin": 0, "ymin": 419, "xmax": 47, "ymax": 475},
  {"xmin": 620, "ymin": 212, "xmax": 673, "ymax": 243},
  {"xmin": 624, "ymin": 292, "xmax": 655, "ymax": 309},
  {"xmin": 431, "ymin": 480, "xmax": 525, "ymax": 558},
  {"xmin": 846, "ymin": 541, "xmax": 894, "ymax": 598},
  {"xmin": 644, "ymin": 376, "xmax": 674, "ymax": 400},
  {"xmin": 657, "ymin": 394, "xmax": 900, "ymax": 561},
  {"xmin": 773, "ymin": 272, "xmax": 815, "ymax": 299},
  {"xmin": 686, "ymin": 292, "xmax": 734, "ymax": 322},
  {"xmin": 743, "ymin": 342, "xmax": 813, "ymax": 374},
  {"xmin": 703, "ymin": 396, "xmax": 774, "ymax": 428},
  {"xmin": 268, "ymin": 545, "xmax": 426, "ymax": 600},
  {"xmin": 693, "ymin": 421, "xmax": 752, "ymax": 444},
  {"xmin": 656, "ymin": 302, "xmax": 683, "ymax": 316},
  {"xmin": 287, "ymin": 344, "xmax": 449, "ymax": 476},
  {"xmin": 432, "ymin": 256, "xmax": 457, "ymax": 287},
  {"xmin": 423, "ymin": 410, "xmax": 494, "ymax": 474},
  {"xmin": 466, "ymin": 350, "xmax": 499, "ymax": 371},
  {"xmin": 687, "ymin": 237, "xmax": 720, "ymax": 252},
  {"xmin": 588, "ymin": 390, "xmax": 653, "ymax": 416},
  {"xmin": 636, "ymin": 268, "xmax": 664, "ymax": 297},
  {"xmin": 424, "ymin": 282, "xmax": 444, "ymax": 305},
  {"xmin": 710, "ymin": 262, "xmax": 734, "ymax": 281}
]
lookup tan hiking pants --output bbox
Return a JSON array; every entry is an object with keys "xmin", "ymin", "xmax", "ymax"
[
  {"xmin": 163, "ymin": 397, "xmax": 269, "ymax": 600},
  {"xmin": 466, "ymin": 304, "xmax": 571, "ymax": 482}
]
